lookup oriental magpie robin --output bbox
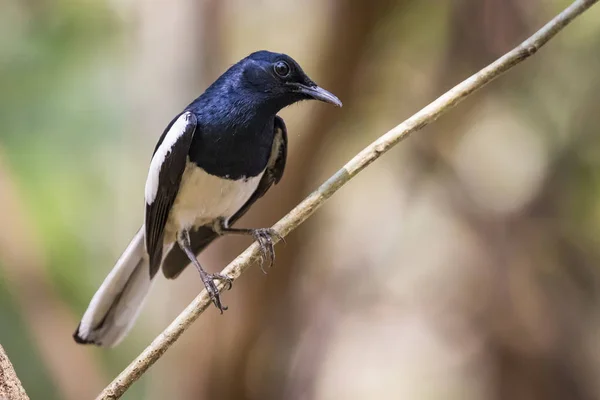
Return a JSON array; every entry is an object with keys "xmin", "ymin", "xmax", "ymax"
[{"xmin": 74, "ymin": 50, "xmax": 341, "ymax": 347}]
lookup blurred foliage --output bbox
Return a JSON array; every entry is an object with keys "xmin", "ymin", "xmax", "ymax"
[{"xmin": 1, "ymin": 0, "xmax": 123, "ymax": 305}]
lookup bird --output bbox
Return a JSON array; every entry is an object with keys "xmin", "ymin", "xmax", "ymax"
[{"xmin": 73, "ymin": 50, "xmax": 342, "ymax": 347}]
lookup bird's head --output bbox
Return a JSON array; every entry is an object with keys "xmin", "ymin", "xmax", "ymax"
[{"xmin": 235, "ymin": 50, "xmax": 342, "ymax": 111}]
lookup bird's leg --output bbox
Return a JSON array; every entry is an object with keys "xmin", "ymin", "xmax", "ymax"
[
  {"xmin": 177, "ymin": 229, "xmax": 232, "ymax": 313},
  {"xmin": 213, "ymin": 218, "xmax": 284, "ymax": 273}
]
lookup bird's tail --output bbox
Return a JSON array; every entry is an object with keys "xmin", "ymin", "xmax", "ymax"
[{"xmin": 74, "ymin": 227, "xmax": 153, "ymax": 347}]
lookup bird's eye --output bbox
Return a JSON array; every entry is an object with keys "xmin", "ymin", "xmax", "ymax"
[{"xmin": 273, "ymin": 61, "xmax": 290, "ymax": 77}]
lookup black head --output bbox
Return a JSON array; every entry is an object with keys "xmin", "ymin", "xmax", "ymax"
[{"xmin": 236, "ymin": 50, "xmax": 342, "ymax": 110}]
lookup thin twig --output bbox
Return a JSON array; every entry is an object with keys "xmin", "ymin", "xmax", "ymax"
[
  {"xmin": 96, "ymin": 1, "xmax": 598, "ymax": 398},
  {"xmin": 0, "ymin": 345, "xmax": 29, "ymax": 400}
]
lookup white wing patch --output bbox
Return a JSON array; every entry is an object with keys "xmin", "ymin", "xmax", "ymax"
[{"xmin": 145, "ymin": 112, "xmax": 194, "ymax": 204}]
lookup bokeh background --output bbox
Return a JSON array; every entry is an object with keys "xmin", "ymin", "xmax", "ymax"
[{"xmin": 2, "ymin": 0, "xmax": 600, "ymax": 399}]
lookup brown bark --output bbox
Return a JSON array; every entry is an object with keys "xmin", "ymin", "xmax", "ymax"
[{"xmin": 0, "ymin": 345, "xmax": 29, "ymax": 400}]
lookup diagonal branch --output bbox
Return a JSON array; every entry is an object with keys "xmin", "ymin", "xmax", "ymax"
[{"xmin": 96, "ymin": 1, "xmax": 598, "ymax": 398}]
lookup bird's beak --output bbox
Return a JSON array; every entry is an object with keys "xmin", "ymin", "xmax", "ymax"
[{"xmin": 295, "ymin": 84, "xmax": 342, "ymax": 107}]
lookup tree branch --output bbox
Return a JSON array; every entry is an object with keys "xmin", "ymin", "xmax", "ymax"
[
  {"xmin": 96, "ymin": 1, "xmax": 598, "ymax": 398},
  {"xmin": 0, "ymin": 345, "xmax": 29, "ymax": 400}
]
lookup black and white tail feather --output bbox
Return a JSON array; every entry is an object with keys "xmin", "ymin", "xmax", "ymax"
[{"xmin": 73, "ymin": 227, "xmax": 151, "ymax": 347}]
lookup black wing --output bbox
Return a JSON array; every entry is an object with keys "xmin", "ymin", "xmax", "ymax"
[
  {"xmin": 145, "ymin": 112, "xmax": 197, "ymax": 277},
  {"xmin": 161, "ymin": 115, "xmax": 288, "ymax": 279}
]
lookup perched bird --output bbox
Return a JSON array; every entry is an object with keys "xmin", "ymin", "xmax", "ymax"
[{"xmin": 73, "ymin": 50, "xmax": 341, "ymax": 347}]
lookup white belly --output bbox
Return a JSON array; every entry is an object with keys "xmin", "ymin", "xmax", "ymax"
[{"xmin": 165, "ymin": 161, "xmax": 264, "ymax": 238}]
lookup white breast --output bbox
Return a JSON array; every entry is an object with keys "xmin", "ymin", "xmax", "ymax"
[{"xmin": 166, "ymin": 161, "xmax": 264, "ymax": 236}]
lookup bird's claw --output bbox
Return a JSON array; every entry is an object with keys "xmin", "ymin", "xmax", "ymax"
[
  {"xmin": 200, "ymin": 272, "xmax": 232, "ymax": 313},
  {"xmin": 251, "ymin": 228, "xmax": 282, "ymax": 273},
  {"xmin": 212, "ymin": 273, "xmax": 233, "ymax": 291}
]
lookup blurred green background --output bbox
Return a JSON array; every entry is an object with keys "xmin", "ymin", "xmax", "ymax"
[{"xmin": 2, "ymin": 0, "xmax": 600, "ymax": 399}]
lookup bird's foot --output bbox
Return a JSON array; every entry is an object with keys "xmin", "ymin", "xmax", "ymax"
[
  {"xmin": 199, "ymin": 272, "xmax": 232, "ymax": 313},
  {"xmin": 251, "ymin": 228, "xmax": 284, "ymax": 273}
]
